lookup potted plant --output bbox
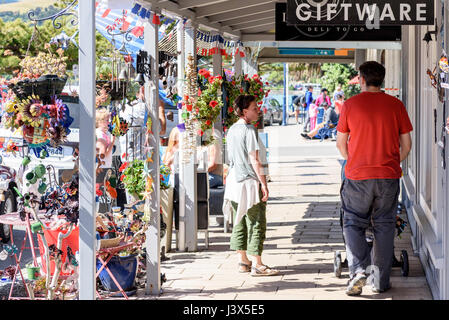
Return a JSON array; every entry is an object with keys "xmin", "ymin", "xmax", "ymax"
[
  {"xmin": 195, "ymin": 69, "xmax": 223, "ymax": 145},
  {"xmin": 119, "ymin": 159, "xmax": 145, "ymax": 201},
  {"xmin": 8, "ymin": 46, "xmax": 68, "ymax": 104}
]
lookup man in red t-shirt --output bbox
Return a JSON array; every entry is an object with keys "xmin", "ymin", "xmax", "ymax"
[{"xmin": 336, "ymin": 61, "xmax": 412, "ymax": 296}]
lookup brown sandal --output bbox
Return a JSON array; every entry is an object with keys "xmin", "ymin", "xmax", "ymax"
[
  {"xmin": 251, "ymin": 265, "xmax": 280, "ymax": 277},
  {"xmin": 238, "ymin": 262, "xmax": 252, "ymax": 273}
]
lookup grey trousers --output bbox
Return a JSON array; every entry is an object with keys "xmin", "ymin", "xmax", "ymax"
[{"xmin": 340, "ymin": 178, "xmax": 400, "ymax": 290}]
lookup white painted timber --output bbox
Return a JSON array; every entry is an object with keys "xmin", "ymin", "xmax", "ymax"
[
  {"xmin": 144, "ymin": 18, "xmax": 161, "ymax": 295},
  {"xmin": 78, "ymin": 0, "xmax": 96, "ymax": 301}
]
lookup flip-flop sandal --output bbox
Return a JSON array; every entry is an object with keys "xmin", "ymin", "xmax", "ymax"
[
  {"xmin": 251, "ymin": 265, "xmax": 280, "ymax": 277},
  {"xmin": 238, "ymin": 262, "xmax": 252, "ymax": 273}
]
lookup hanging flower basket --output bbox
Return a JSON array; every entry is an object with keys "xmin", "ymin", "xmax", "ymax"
[{"xmin": 8, "ymin": 75, "xmax": 68, "ymax": 104}]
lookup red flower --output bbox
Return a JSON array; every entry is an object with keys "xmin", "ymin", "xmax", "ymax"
[
  {"xmin": 209, "ymin": 100, "xmax": 218, "ymax": 108},
  {"xmin": 206, "ymin": 120, "xmax": 211, "ymax": 126},
  {"xmin": 215, "ymin": 75, "xmax": 222, "ymax": 81},
  {"xmin": 232, "ymin": 81, "xmax": 236, "ymax": 86},
  {"xmin": 228, "ymin": 107, "xmax": 234, "ymax": 113},
  {"xmin": 208, "ymin": 76, "xmax": 216, "ymax": 84},
  {"xmin": 184, "ymin": 95, "xmax": 189, "ymax": 101},
  {"xmin": 240, "ymin": 88, "xmax": 244, "ymax": 93},
  {"xmin": 120, "ymin": 175, "xmax": 125, "ymax": 182},
  {"xmin": 252, "ymin": 74, "xmax": 259, "ymax": 79},
  {"xmin": 198, "ymin": 129, "xmax": 204, "ymax": 136},
  {"xmin": 186, "ymin": 104, "xmax": 193, "ymax": 112},
  {"xmin": 119, "ymin": 162, "xmax": 129, "ymax": 172},
  {"xmin": 265, "ymin": 82, "xmax": 269, "ymax": 85},
  {"xmin": 198, "ymin": 89, "xmax": 202, "ymax": 96},
  {"xmin": 122, "ymin": 153, "xmax": 128, "ymax": 158},
  {"xmin": 199, "ymin": 69, "xmax": 211, "ymax": 79}
]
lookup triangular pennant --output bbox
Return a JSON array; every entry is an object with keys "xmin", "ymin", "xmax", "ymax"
[
  {"xmin": 102, "ymin": 8, "xmax": 111, "ymax": 18},
  {"xmin": 139, "ymin": 8, "xmax": 147, "ymax": 19},
  {"xmin": 131, "ymin": 2, "xmax": 141, "ymax": 14}
]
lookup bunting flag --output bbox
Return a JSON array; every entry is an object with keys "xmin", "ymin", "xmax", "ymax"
[{"xmin": 95, "ymin": 0, "xmax": 244, "ymax": 63}]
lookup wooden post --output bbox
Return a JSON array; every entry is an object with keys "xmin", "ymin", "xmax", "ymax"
[
  {"xmin": 178, "ymin": 19, "xmax": 198, "ymax": 252},
  {"xmin": 78, "ymin": 0, "xmax": 96, "ymax": 301},
  {"xmin": 144, "ymin": 15, "xmax": 161, "ymax": 295}
]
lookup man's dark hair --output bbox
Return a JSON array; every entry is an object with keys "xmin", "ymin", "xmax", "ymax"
[
  {"xmin": 308, "ymin": 86, "xmax": 314, "ymax": 90},
  {"xmin": 321, "ymin": 88, "xmax": 328, "ymax": 93},
  {"xmin": 337, "ymin": 94, "xmax": 343, "ymax": 100},
  {"xmin": 359, "ymin": 61, "xmax": 385, "ymax": 87},
  {"xmin": 235, "ymin": 95, "xmax": 256, "ymax": 117}
]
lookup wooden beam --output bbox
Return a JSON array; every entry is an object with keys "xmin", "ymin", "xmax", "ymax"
[
  {"xmin": 221, "ymin": 11, "xmax": 274, "ymax": 27},
  {"xmin": 178, "ymin": 0, "xmax": 227, "ymax": 10},
  {"xmin": 241, "ymin": 33, "xmax": 275, "ymax": 42},
  {"xmin": 233, "ymin": 18, "xmax": 274, "ymax": 31},
  {"xmin": 238, "ymin": 23, "xmax": 275, "ymax": 34},
  {"xmin": 195, "ymin": 0, "xmax": 274, "ymax": 18},
  {"xmin": 207, "ymin": 3, "xmax": 275, "ymax": 23}
]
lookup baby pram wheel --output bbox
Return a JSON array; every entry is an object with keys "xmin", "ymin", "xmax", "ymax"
[{"xmin": 400, "ymin": 250, "xmax": 409, "ymax": 277}]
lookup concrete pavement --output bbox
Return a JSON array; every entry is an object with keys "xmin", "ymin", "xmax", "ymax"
[{"xmin": 135, "ymin": 122, "xmax": 433, "ymax": 300}]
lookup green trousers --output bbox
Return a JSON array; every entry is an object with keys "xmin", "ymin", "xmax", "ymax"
[{"xmin": 229, "ymin": 198, "xmax": 267, "ymax": 256}]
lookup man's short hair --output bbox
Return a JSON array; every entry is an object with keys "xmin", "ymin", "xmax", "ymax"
[
  {"xmin": 337, "ymin": 94, "xmax": 343, "ymax": 100},
  {"xmin": 359, "ymin": 61, "xmax": 385, "ymax": 87},
  {"xmin": 320, "ymin": 102, "xmax": 329, "ymax": 107},
  {"xmin": 321, "ymin": 88, "xmax": 328, "ymax": 93}
]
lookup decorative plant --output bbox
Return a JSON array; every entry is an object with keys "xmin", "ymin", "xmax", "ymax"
[
  {"xmin": 9, "ymin": 45, "xmax": 68, "ymax": 84},
  {"xmin": 120, "ymin": 159, "xmax": 145, "ymax": 199},
  {"xmin": 223, "ymin": 75, "xmax": 242, "ymax": 131},
  {"xmin": 244, "ymin": 73, "xmax": 270, "ymax": 106},
  {"xmin": 195, "ymin": 69, "xmax": 223, "ymax": 145}
]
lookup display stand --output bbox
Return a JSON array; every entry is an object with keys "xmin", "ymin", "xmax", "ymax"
[{"xmin": 0, "ymin": 211, "xmax": 47, "ymax": 300}]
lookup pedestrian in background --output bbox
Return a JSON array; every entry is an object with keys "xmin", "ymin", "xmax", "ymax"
[
  {"xmin": 333, "ymin": 85, "xmax": 345, "ymax": 104},
  {"xmin": 301, "ymin": 86, "xmax": 314, "ymax": 131},
  {"xmin": 334, "ymin": 94, "xmax": 345, "ymax": 115},
  {"xmin": 315, "ymin": 88, "xmax": 332, "ymax": 109},
  {"xmin": 223, "ymin": 95, "xmax": 280, "ymax": 277},
  {"xmin": 308, "ymin": 99, "xmax": 318, "ymax": 132},
  {"xmin": 336, "ymin": 61, "xmax": 413, "ymax": 296}
]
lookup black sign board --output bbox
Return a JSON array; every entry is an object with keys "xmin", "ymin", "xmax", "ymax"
[
  {"xmin": 286, "ymin": 0, "xmax": 434, "ymax": 26},
  {"xmin": 276, "ymin": 3, "xmax": 401, "ymax": 41}
]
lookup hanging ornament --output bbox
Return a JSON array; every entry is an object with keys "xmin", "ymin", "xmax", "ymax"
[
  {"xmin": 439, "ymin": 55, "xmax": 449, "ymax": 74},
  {"xmin": 152, "ymin": 13, "xmax": 161, "ymax": 25}
]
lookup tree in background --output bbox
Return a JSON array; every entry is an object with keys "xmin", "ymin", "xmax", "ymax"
[
  {"xmin": 317, "ymin": 63, "xmax": 360, "ymax": 99},
  {"xmin": 0, "ymin": 16, "xmax": 116, "ymax": 77},
  {"xmin": 258, "ymin": 62, "xmax": 323, "ymax": 90}
]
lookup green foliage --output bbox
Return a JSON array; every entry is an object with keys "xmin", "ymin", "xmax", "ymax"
[
  {"xmin": 121, "ymin": 159, "xmax": 145, "ymax": 200},
  {"xmin": 316, "ymin": 63, "xmax": 359, "ymax": 99},
  {"xmin": 196, "ymin": 70, "xmax": 223, "ymax": 143},
  {"xmin": 0, "ymin": 15, "xmax": 116, "ymax": 76}
]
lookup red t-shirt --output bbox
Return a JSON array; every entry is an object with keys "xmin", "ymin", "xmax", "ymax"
[{"xmin": 337, "ymin": 92, "xmax": 413, "ymax": 180}]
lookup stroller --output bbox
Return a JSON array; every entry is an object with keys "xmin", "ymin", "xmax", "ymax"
[{"xmin": 333, "ymin": 162, "xmax": 409, "ymax": 279}]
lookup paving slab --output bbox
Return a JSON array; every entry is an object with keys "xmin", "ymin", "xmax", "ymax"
[{"xmin": 113, "ymin": 124, "xmax": 433, "ymax": 301}]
